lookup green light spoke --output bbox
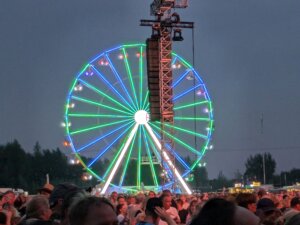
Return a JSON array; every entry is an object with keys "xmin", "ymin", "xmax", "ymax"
[
  {"xmin": 68, "ymin": 113, "xmax": 132, "ymax": 119},
  {"xmin": 137, "ymin": 126, "xmax": 142, "ymax": 189},
  {"xmin": 139, "ymin": 46, "xmax": 143, "ymax": 109},
  {"xmin": 122, "ymin": 48, "xmax": 139, "ymax": 109},
  {"xmin": 174, "ymin": 117, "xmax": 211, "ymax": 122},
  {"xmin": 156, "ymin": 122, "xmax": 208, "ymax": 140},
  {"xmin": 119, "ymin": 128, "xmax": 138, "ymax": 186},
  {"xmin": 78, "ymin": 78, "xmax": 135, "ymax": 113},
  {"xmin": 141, "ymin": 126, "xmax": 159, "ymax": 186},
  {"xmin": 70, "ymin": 118, "xmax": 131, "ymax": 135},
  {"xmin": 142, "ymin": 90, "xmax": 149, "ymax": 110},
  {"xmin": 71, "ymin": 96, "xmax": 133, "ymax": 116},
  {"xmin": 174, "ymin": 100, "xmax": 209, "ymax": 110},
  {"xmin": 150, "ymin": 122, "xmax": 201, "ymax": 155}
]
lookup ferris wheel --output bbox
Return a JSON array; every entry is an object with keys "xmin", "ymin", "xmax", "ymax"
[{"xmin": 63, "ymin": 43, "xmax": 214, "ymax": 193}]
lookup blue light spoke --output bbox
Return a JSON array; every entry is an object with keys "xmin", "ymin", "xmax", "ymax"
[
  {"xmin": 87, "ymin": 123, "xmax": 134, "ymax": 168},
  {"xmin": 78, "ymin": 78, "xmax": 135, "ymax": 114},
  {"xmin": 77, "ymin": 121, "xmax": 133, "ymax": 153},
  {"xmin": 173, "ymin": 83, "xmax": 203, "ymax": 102},
  {"xmin": 91, "ymin": 65, "xmax": 135, "ymax": 112},
  {"xmin": 105, "ymin": 54, "xmax": 138, "ymax": 111},
  {"xmin": 172, "ymin": 69, "xmax": 192, "ymax": 88}
]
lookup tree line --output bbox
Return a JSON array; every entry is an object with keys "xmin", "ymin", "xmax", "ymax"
[{"xmin": 0, "ymin": 140, "xmax": 299, "ymax": 193}]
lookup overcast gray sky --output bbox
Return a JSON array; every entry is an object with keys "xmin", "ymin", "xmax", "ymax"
[{"xmin": 1, "ymin": 0, "xmax": 300, "ymax": 178}]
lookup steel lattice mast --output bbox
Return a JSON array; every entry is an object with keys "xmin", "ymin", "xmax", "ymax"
[{"xmin": 141, "ymin": 0, "xmax": 193, "ymax": 193}]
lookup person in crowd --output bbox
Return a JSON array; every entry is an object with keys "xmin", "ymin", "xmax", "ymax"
[
  {"xmin": 179, "ymin": 195, "xmax": 189, "ymax": 210},
  {"xmin": 281, "ymin": 194, "xmax": 290, "ymax": 213},
  {"xmin": 69, "ymin": 196, "xmax": 117, "ymax": 225},
  {"xmin": 117, "ymin": 196, "xmax": 127, "ymax": 206},
  {"xmin": 48, "ymin": 183, "xmax": 80, "ymax": 225},
  {"xmin": 285, "ymin": 213, "xmax": 300, "ymax": 225},
  {"xmin": 14, "ymin": 193, "xmax": 28, "ymax": 217},
  {"xmin": 159, "ymin": 190, "xmax": 177, "ymax": 209},
  {"xmin": 38, "ymin": 184, "xmax": 54, "ymax": 199},
  {"xmin": 185, "ymin": 200, "xmax": 198, "ymax": 224},
  {"xmin": 256, "ymin": 198, "xmax": 284, "ymax": 225},
  {"xmin": 235, "ymin": 193, "xmax": 257, "ymax": 213},
  {"xmin": 116, "ymin": 204, "xmax": 128, "ymax": 225},
  {"xmin": 158, "ymin": 194, "xmax": 180, "ymax": 225},
  {"xmin": 148, "ymin": 191, "xmax": 156, "ymax": 199},
  {"xmin": 190, "ymin": 198, "xmax": 260, "ymax": 225},
  {"xmin": 283, "ymin": 197, "xmax": 300, "ymax": 222},
  {"xmin": 127, "ymin": 193, "xmax": 145, "ymax": 225},
  {"xmin": 136, "ymin": 197, "xmax": 176, "ymax": 225},
  {"xmin": 19, "ymin": 195, "xmax": 52, "ymax": 225},
  {"xmin": 110, "ymin": 192, "xmax": 118, "ymax": 207},
  {"xmin": 0, "ymin": 211, "xmax": 11, "ymax": 225},
  {"xmin": 258, "ymin": 189, "xmax": 268, "ymax": 200},
  {"xmin": 0, "ymin": 191, "xmax": 20, "ymax": 225},
  {"xmin": 127, "ymin": 196, "xmax": 135, "ymax": 207},
  {"xmin": 175, "ymin": 199, "xmax": 188, "ymax": 224}
]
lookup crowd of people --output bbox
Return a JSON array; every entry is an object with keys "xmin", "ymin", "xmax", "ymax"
[{"xmin": 1, "ymin": 183, "xmax": 300, "ymax": 225}]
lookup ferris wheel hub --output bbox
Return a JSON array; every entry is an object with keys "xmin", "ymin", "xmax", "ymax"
[{"xmin": 134, "ymin": 110, "xmax": 149, "ymax": 125}]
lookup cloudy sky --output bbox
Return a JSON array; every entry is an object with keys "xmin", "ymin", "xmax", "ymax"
[{"xmin": 1, "ymin": 0, "xmax": 300, "ymax": 178}]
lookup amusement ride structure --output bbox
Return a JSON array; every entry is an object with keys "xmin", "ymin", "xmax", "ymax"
[{"xmin": 63, "ymin": 0, "xmax": 214, "ymax": 194}]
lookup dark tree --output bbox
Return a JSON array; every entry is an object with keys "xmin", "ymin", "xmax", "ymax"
[{"xmin": 244, "ymin": 152, "xmax": 276, "ymax": 184}]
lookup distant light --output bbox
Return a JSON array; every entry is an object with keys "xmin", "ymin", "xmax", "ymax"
[
  {"xmin": 74, "ymin": 83, "xmax": 83, "ymax": 91},
  {"xmin": 172, "ymin": 64, "xmax": 177, "ymax": 69},
  {"xmin": 186, "ymin": 74, "xmax": 194, "ymax": 80},
  {"xmin": 118, "ymin": 54, "xmax": 124, "ymax": 59},
  {"xmin": 196, "ymin": 90, "xmax": 202, "ymax": 96},
  {"xmin": 136, "ymin": 53, "xmax": 140, "ymax": 57},
  {"xmin": 209, "ymin": 145, "xmax": 213, "ymax": 150},
  {"xmin": 63, "ymin": 140, "xmax": 71, "ymax": 147},
  {"xmin": 67, "ymin": 103, "xmax": 75, "ymax": 108},
  {"xmin": 204, "ymin": 108, "xmax": 209, "ymax": 113}
]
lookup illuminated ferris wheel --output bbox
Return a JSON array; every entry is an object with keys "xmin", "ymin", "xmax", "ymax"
[{"xmin": 63, "ymin": 43, "xmax": 213, "ymax": 193}]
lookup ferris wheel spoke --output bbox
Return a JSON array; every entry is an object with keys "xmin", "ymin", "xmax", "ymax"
[
  {"xmin": 91, "ymin": 65, "xmax": 135, "ymax": 112},
  {"xmin": 172, "ymin": 69, "xmax": 192, "ymax": 89},
  {"xmin": 144, "ymin": 130, "xmax": 173, "ymax": 181},
  {"xmin": 142, "ymin": 90, "xmax": 149, "ymax": 110},
  {"xmin": 174, "ymin": 100, "xmax": 209, "ymax": 110},
  {"xmin": 105, "ymin": 54, "xmax": 138, "ymax": 111},
  {"xmin": 162, "ymin": 122, "xmax": 208, "ymax": 140},
  {"xmin": 78, "ymin": 78, "xmax": 135, "ymax": 114},
  {"xmin": 144, "ymin": 123, "xmax": 192, "ymax": 194},
  {"xmin": 101, "ymin": 123, "xmax": 139, "ymax": 194},
  {"xmin": 173, "ymin": 83, "xmax": 204, "ymax": 102},
  {"xmin": 76, "ymin": 121, "xmax": 133, "ymax": 153},
  {"xmin": 68, "ymin": 113, "xmax": 131, "ymax": 119},
  {"xmin": 141, "ymin": 126, "xmax": 159, "ymax": 187},
  {"xmin": 70, "ymin": 118, "xmax": 132, "ymax": 136},
  {"xmin": 137, "ymin": 126, "xmax": 142, "ymax": 189},
  {"xmin": 87, "ymin": 122, "xmax": 135, "ymax": 168},
  {"xmin": 150, "ymin": 129, "xmax": 191, "ymax": 171},
  {"xmin": 121, "ymin": 48, "xmax": 140, "ymax": 109},
  {"xmin": 150, "ymin": 122, "xmax": 201, "ymax": 155},
  {"xmin": 71, "ymin": 96, "xmax": 132, "ymax": 116},
  {"xmin": 139, "ymin": 46, "xmax": 144, "ymax": 109},
  {"xmin": 119, "ymin": 128, "xmax": 138, "ymax": 187}
]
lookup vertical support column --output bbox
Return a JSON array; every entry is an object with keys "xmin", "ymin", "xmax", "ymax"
[{"xmin": 159, "ymin": 26, "xmax": 176, "ymax": 189}]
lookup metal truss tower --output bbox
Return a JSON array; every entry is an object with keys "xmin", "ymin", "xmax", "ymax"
[{"xmin": 141, "ymin": 0, "xmax": 193, "ymax": 192}]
